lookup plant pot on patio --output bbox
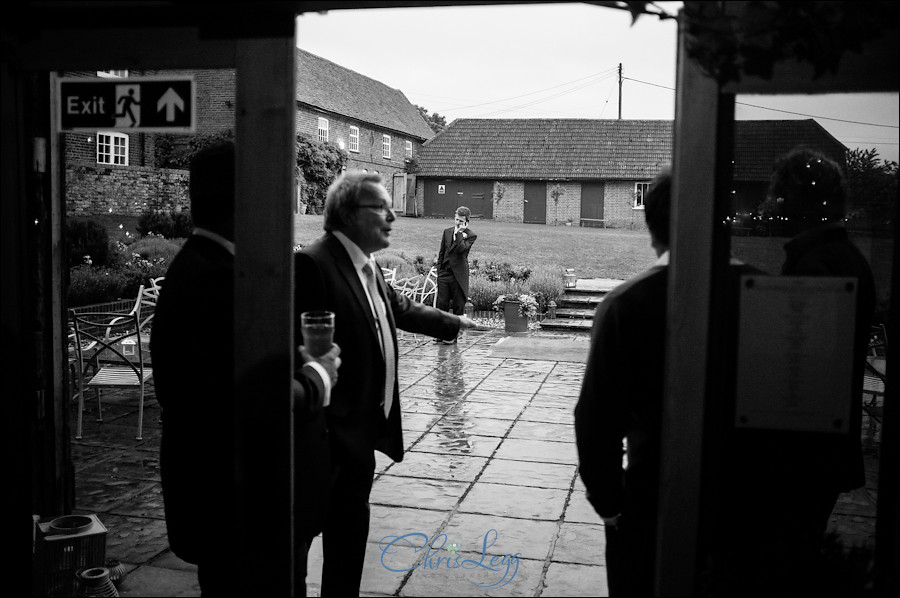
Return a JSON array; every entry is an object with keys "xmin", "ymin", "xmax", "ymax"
[{"xmin": 501, "ymin": 301, "xmax": 529, "ymax": 333}]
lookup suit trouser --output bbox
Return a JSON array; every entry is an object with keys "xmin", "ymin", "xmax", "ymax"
[
  {"xmin": 604, "ymin": 516, "xmax": 655, "ymax": 597},
  {"xmin": 436, "ymin": 272, "xmax": 465, "ymax": 315},
  {"xmin": 312, "ymin": 456, "xmax": 375, "ymax": 596}
]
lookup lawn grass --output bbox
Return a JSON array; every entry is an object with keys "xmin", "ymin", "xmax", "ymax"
[
  {"xmin": 93, "ymin": 211, "xmax": 894, "ymax": 319},
  {"xmin": 295, "ymin": 214, "xmax": 661, "ymax": 281}
]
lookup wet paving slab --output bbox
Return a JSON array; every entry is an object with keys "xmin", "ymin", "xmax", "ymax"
[
  {"xmin": 457, "ymin": 483, "xmax": 569, "ymax": 521},
  {"xmin": 552, "ymin": 522, "xmax": 607, "ymax": 566},
  {"xmin": 543, "ymin": 562, "xmax": 608, "ymax": 597},
  {"xmin": 478, "ymin": 459, "xmax": 577, "ymax": 490},
  {"xmin": 493, "ymin": 438, "xmax": 579, "ymax": 465},
  {"xmin": 61, "ymin": 328, "xmax": 880, "ymax": 596},
  {"xmin": 428, "ymin": 414, "xmax": 514, "ymax": 438},
  {"xmin": 506, "ymin": 420, "xmax": 576, "ymax": 442},
  {"xmin": 400, "ymin": 550, "xmax": 544, "ymax": 597},
  {"xmin": 411, "ymin": 433, "xmax": 505, "ymax": 457},
  {"xmin": 387, "ymin": 451, "xmax": 489, "ymax": 483},
  {"xmin": 441, "ymin": 512, "xmax": 560, "ymax": 561},
  {"xmin": 370, "ymin": 475, "xmax": 470, "ymax": 511}
]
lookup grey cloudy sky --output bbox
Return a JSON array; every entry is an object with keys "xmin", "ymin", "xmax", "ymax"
[{"xmin": 296, "ymin": 2, "xmax": 899, "ymax": 162}]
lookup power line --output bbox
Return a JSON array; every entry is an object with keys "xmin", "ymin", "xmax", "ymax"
[
  {"xmin": 474, "ymin": 72, "xmax": 618, "ymax": 117},
  {"xmin": 423, "ymin": 67, "xmax": 619, "ymax": 113},
  {"xmin": 623, "ymin": 76, "xmax": 899, "ymax": 129}
]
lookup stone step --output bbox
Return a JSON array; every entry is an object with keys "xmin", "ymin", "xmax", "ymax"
[
  {"xmin": 554, "ymin": 307, "xmax": 596, "ymax": 319},
  {"xmin": 558, "ymin": 294, "xmax": 604, "ymax": 307},
  {"xmin": 539, "ymin": 317, "xmax": 594, "ymax": 332}
]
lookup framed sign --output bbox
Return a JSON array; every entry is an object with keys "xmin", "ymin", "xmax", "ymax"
[{"xmin": 734, "ymin": 275, "xmax": 857, "ymax": 433}]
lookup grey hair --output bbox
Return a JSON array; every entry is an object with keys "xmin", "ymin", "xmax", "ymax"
[{"xmin": 323, "ymin": 170, "xmax": 384, "ymax": 232}]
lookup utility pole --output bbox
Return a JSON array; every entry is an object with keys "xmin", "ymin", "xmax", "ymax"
[{"xmin": 618, "ymin": 63, "xmax": 623, "ymax": 119}]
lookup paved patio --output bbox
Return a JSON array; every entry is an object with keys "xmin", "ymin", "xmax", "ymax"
[{"xmin": 58, "ymin": 325, "xmax": 879, "ymax": 596}]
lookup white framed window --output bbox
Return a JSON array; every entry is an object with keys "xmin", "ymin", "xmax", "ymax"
[
  {"xmin": 97, "ymin": 131, "xmax": 128, "ymax": 165},
  {"xmin": 97, "ymin": 70, "xmax": 128, "ymax": 78},
  {"xmin": 405, "ymin": 140, "xmax": 413, "ymax": 159},
  {"xmin": 382, "ymin": 134, "xmax": 391, "ymax": 159},
  {"xmin": 349, "ymin": 126, "xmax": 359, "ymax": 153},
  {"xmin": 634, "ymin": 182, "xmax": 651, "ymax": 209},
  {"xmin": 318, "ymin": 117, "xmax": 329, "ymax": 143}
]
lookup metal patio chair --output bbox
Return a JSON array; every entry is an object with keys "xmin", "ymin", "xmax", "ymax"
[{"xmin": 69, "ymin": 309, "xmax": 154, "ymax": 440}]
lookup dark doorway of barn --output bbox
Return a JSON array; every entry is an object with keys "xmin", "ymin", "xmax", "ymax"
[{"xmin": 523, "ymin": 181, "xmax": 546, "ymax": 223}]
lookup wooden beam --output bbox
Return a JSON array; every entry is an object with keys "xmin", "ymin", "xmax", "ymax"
[
  {"xmin": 233, "ymin": 35, "xmax": 298, "ymax": 595},
  {"xmin": 656, "ymin": 13, "xmax": 721, "ymax": 596}
]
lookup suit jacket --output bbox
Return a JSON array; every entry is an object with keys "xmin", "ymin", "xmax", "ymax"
[
  {"xmin": 151, "ymin": 235, "xmax": 326, "ymax": 564},
  {"xmin": 437, "ymin": 226, "xmax": 477, "ymax": 296},
  {"xmin": 294, "ymin": 232, "xmax": 460, "ymax": 465}
]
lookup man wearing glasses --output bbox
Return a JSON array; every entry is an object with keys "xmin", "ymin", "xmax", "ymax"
[
  {"xmin": 294, "ymin": 170, "xmax": 478, "ymax": 595},
  {"xmin": 435, "ymin": 206, "xmax": 478, "ymax": 343}
]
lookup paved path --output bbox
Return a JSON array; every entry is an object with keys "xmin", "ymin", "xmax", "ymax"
[{"xmin": 59, "ymin": 326, "xmax": 879, "ymax": 596}]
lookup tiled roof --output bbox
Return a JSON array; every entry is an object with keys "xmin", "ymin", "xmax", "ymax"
[
  {"xmin": 296, "ymin": 49, "xmax": 435, "ymax": 142},
  {"xmin": 418, "ymin": 119, "xmax": 673, "ymax": 180},
  {"xmin": 417, "ymin": 118, "xmax": 845, "ymax": 181},
  {"xmin": 733, "ymin": 119, "xmax": 846, "ymax": 180}
]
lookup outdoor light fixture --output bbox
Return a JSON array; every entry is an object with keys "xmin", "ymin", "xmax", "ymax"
[{"xmin": 564, "ymin": 268, "xmax": 577, "ymax": 289}]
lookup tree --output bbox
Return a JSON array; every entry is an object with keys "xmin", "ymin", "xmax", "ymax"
[
  {"xmin": 846, "ymin": 148, "xmax": 898, "ymax": 229},
  {"xmin": 415, "ymin": 105, "xmax": 447, "ymax": 134},
  {"xmin": 295, "ymin": 134, "xmax": 348, "ymax": 213}
]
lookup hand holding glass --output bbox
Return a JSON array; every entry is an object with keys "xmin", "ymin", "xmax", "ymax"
[{"xmin": 301, "ymin": 311, "xmax": 335, "ymax": 357}]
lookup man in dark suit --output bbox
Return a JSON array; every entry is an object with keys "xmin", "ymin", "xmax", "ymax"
[
  {"xmin": 151, "ymin": 140, "xmax": 340, "ymax": 595},
  {"xmin": 294, "ymin": 171, "xmax": 478, "ymax": 595},
  {"xmin": 436, "ymin": 206, "xmax": 477, "ymax": 325}
]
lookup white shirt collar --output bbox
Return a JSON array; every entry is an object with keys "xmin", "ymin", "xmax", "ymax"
[
  {"xmin": 192, "ymin": 227, "xmax": 235, "ymax": 256},
  {"xmin": 333, "ymin": 230, "xmax": 374, "ymax": 272}
]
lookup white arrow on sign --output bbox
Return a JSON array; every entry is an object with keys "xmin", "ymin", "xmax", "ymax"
[{"xmin": 157, "ymin": 88, "xmax": 185, "ymax": 122}]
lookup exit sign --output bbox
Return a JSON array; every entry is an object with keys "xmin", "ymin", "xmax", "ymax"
[{"xmin": 57, "ymin": 76, "xmax": 196, "ymax": 132}]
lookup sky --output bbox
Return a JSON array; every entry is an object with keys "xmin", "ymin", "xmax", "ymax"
[{"xmin": 296, "ymin": 2, "xmax": 899, "ymax": 163}]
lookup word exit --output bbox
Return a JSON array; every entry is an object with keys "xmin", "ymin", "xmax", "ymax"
[{"xmin": 57, "ymin": 76, "xmax": 195, "ymax": 133}]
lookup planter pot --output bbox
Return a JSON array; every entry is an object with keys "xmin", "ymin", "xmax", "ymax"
[{"xmin": 502, "ymin": 301, "xmax": 529, "ymax": 333}]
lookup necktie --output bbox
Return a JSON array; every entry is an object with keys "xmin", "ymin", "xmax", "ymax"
[{"xmin": 363, "ymin": 263, "xmax": 395, "ymax": 418}]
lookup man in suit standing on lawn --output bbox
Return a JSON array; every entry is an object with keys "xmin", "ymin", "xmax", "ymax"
[
  {"xmin": 294, "ymin": 170, "xmax": 478, "ymax": 595},
  {"xmin": 151, "ymin": 140, "xmax": 340, "ymax": 595},
  {"xmin": 436, "ymin": 206, "xmax": 477, "ymax": 336}
]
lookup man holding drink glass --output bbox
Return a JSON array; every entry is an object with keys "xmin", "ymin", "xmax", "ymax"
[{"xmin": 294, "ymin": 170, "xmax": 479, "ymax": 595}]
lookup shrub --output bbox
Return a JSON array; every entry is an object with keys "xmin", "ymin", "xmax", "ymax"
[
  {"xmin": 127, "ymin": 235, "xmax": 184, "ymax": 264},
  {"xmin": 522, "ymin": 265, "xmax": 565, "ymax": 312},
  {"xmin": 468, "ymin": 274, "xmax": 522, "ymax": 311},
  {"xmin": 67, "ymin": 265, "xmax": 127, "ymax": 307},
  {"xmin": 137, "ymin": 210, "xmax": 175, "ymax": 238},
  {"xmin": 172, "ymin": 210, "xmax": 193, "ymax": 238},
  {"xmin": 67, "ymin": 218, "xmax": 111, "ymax": 268},
  {"xmin": 475, "ymin": 260, "xmax": 531, "ymax": 283}
]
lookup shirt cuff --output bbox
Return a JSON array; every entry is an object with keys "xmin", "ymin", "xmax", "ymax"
[{"xmin": 302, "ymin": 361, "xmax": 332, "ymax": 407}]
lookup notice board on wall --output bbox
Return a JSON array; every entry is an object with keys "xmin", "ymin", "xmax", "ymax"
[{"xmin": 734, "ymin": 275, "xmax": 857, "ymax": 434}]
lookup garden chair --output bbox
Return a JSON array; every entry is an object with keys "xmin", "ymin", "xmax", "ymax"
[
  {"xmin": 69, "ymin": 309, "xmax": 154, "ymax": 441},
  {"xmin": 380, "ymin": 267, "xmax": 397, "ymax": 286},
  {"xmin": 417, "ymin": 266, "xmax": 438, "ymax": 308},
  {"xmin": 863, "ymin": 324, "xmax": 888, "ymax": 420}
]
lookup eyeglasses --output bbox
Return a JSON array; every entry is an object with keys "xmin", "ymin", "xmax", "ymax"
[{"xmin": 357, "ymin": 204, "xmax": 392, "ymax": 216}]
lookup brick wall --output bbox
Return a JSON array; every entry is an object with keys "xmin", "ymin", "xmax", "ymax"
[
  {"xmin": 604, "ymin": 181, "xmax": 648, "ymax": 230},
  {"xmin": 66, "ymin": 164, "xmax": 189, "ymax": 217},
  {"xmin": 493, "ymin": 181, "xmax": 524, "ymax": 223},
  {"xmin": 296, "ymin": 105, "xmax": 422, "ymax": 198},
  {"xmin": 545, "ymin": 182, "xmax": 581, "ymax": 226}
]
